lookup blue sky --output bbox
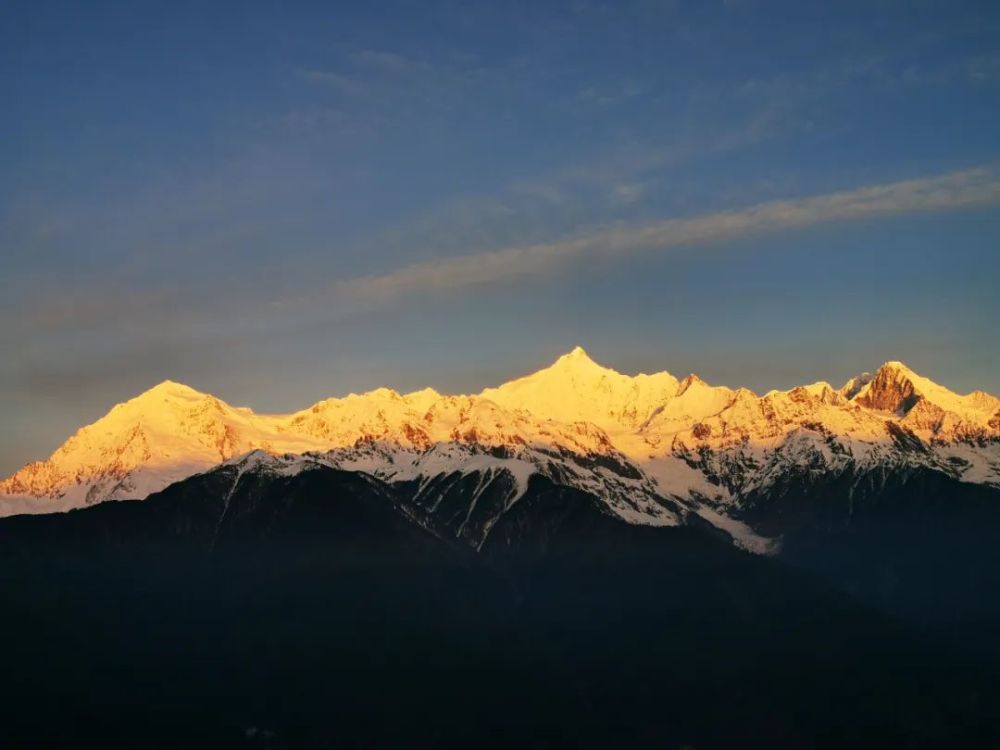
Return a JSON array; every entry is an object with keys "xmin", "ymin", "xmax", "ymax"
[{"xmin": 1, "ymin": 0, "xmax": 998, "ymax": 473}]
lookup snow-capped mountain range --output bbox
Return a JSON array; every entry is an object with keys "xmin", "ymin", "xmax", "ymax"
[{"xmin": 3, "ymin": 347, "xmax": 998, "ymax": 552}]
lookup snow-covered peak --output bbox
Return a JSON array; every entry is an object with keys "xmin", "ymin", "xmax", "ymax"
[
  {"xmin": 133, "ymin": 379, "xmax": 212, "ymax": 403},
  {"xmin": 479, "ymin": 347, "xmax": 680, "ymax": 431},
  {"xmin": 840, "ymin": 372, "xmax": 873, "ymax": 400},
  {"xmin": 558, "ymin": 344, "xmax": 595, "ymax": 362},
  {"xmin": 544, "ymin": 346, "xmax": 617, "ymax": 379},
  {"xmin": 112, "ymin": 380, "xmax": 238, "ymax": 425},
  {"xmin": 642, "ymin": 375, "xmax": 735, "ymax": 428},
  {"xmin": 969, "ymin": 390, "xmax": 1000, "ymax": 414},
  {"xmin": 676, "ymin": 373, "xmax": 707, "ymax": 396},
  {"xmin": 857, "ymin": 361, "xmax": 964, "ymax": 415},
  {"xmin": 831, "ymin": 360, "xmax": 1000, "ymax": 445},
  {"xmin": 796, "ymin": 382, "xmax": 838, "ymax": 402},
  {"xmin": 402, "ymin": 387, "xmax": 443, "ymax": 411},
  {"xmin": 145, "ymin": 378, "xmax": 201, "ymax": 394}
]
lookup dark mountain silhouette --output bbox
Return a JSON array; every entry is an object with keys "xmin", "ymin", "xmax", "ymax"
[{"xmin": 2, "ymin": 462, "xmax": 999, "ymax": 748}]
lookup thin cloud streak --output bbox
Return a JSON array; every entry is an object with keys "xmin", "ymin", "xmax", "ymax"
[{"xmin": 331, "ymin": 166, "xmax": 1000, "ymax": 303}]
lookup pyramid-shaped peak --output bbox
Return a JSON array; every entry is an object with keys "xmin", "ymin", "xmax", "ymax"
[
  {"xmin": 676, "ymin": 373, "xmax": 709, "ymax": 396},
  {"xmin": 871, "ymin": 361, "xmax": 947, "ymax": 394},
  {"xmin": 855, "ymin": 361, "xmax": 939, "ymax": 415},
  {"xmin": 540, "ymin": 346, "xmax": 616, "ymax": 380},
  {"xmin": 878, "ymin": 360, "xmax": 918, "ymax": 376},
  {"xmin": 478, "ymin": 348, "xmax": 679, "ymax": 431},
  {"xmin": 555, "ymin": 345, "xmax": 598, "ymax": 365}
]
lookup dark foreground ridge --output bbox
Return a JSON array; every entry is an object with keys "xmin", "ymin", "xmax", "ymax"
[{"xmin": 2, "ymin": 463, "xmax": 999, "ymax": 749}]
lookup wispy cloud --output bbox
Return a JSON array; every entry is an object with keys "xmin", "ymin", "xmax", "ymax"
[
  {"xmin": 611, "ymin": 182, "xmax": 646, "ymax": 205},
  {"xmin": 297, "ymin": 49, "xmax": 440, "ymax": 99},
  {"xmin": 10, "ymin": 164, "xmax": 996, "ymax": 348},
  {"xmin": 351, "ymin": 49, "xmax": 437, "ymax": 76},
  {"xmin": 737, "ymin": 49, "xmax": 1000, "ymax": 105},
  {"xmin": 359, "ymin": 109, "xmax": 788, "ymax": 265},
  {"xmin": 326, "ymin": 166, "xmax": 1000, "ymax": 303},
  {"xmin": 298, "ymin": 68, "xmax": 371, "ymax": 98}
]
